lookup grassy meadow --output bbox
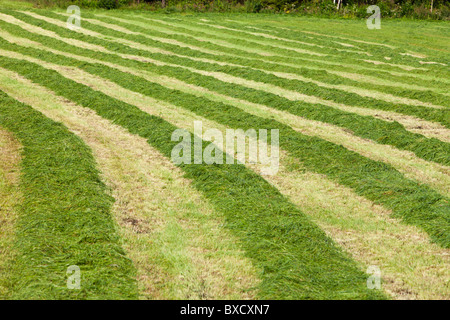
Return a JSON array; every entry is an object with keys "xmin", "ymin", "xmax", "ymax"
[{"xmin": 0, "ymin": 1, "xmax": 448, "ymax": 300}]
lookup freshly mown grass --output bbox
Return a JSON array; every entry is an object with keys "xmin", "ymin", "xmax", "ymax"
[
  {"xmin": 91, "ymin": 12, "xmax": 450, "ymax": 107},
  {"xmin": 0, "ymin": 15, "xmax": 448, "ymax": 167},
  {"xmin": 0, "ymin": 8, "xmax": 448, "ymax": 300},
  {"xmin": 13, "ymin": 9, "xmax": 450, "ymax": 102},
  {"xmin": 0, "ymin": 67, "xmax": 262, "ymax": 299},
  {"xmin": 1, "ymin": 52, "xmax": 448, "ymax": 250},
  {"xmin": 0, "ymin": 22, "xmax": 450, "ymax": 170},
  {"xmin": 168, "ymin": 17, "xmax": 449, "ymax": 67},
  {"xmin": 121, "ymin": 14, "xmax": 450, "ymax": 83},
  {"xmin": 0, "ymin": 90, "xmax": 138, "ymax": 299},
  {"xmin": 73, "ymin": 13, "xmax": 449, "ymax": 113},
  {"xmin": 0, "ymin": 55, "xmax": 387, "ymax": 299},
  {"xmin": 244, "ymin": 15, "xmax": 450, "ymax": 64},
  {"xmin": 39, "ymin": 10, "xmax": 450, "ymax": 108}
]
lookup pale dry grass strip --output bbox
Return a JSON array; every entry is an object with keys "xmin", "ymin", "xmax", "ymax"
[
  {"xmin": 273, "ymin": 71, "xmax": 445, "ymax": 109},
  {"xmin": 193, "ymin": 20, "xmax": 373, "ymax": 56},
  {"xmin": 328, "ymin": 69, "xmax": 450, "ymax": 97},
  {"xmin": 3, "ymin": 55, "xmax": 449, "ymax": 299},
  {"xmin": 1, "ymin": 47, "xmax": 448, "ymax": 197},
  {"xmin": 362, "ymin": 59, "xmax": 428, "ymax": 71},
  {"xmin": 0, "ymin": 67, "xmax": 260, "ymax": 300},
  {"xmin": 299, "ymin": 30, "xmax": 397, "ymax": 49},
  {"xmin": 419, "ymin": 61, "xmax": 448, "ymax": 66},
  {"xmin": 0, "ymin": 127, "xmax": 22, "ymax": 298},
  {"xmin": 400, "ymin": 52, "xmax": 428, "ymax": 59},
  {"xmin": 39, "ymin": 14, "xmax": 438, "ymax": 114}
]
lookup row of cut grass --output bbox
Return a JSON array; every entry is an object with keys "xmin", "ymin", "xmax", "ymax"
[
  {"xmin": 1, "ymin": 9, "xmax": 448, "ymax": 299},
  {"xmin": 251, "ymin": 17, "xmax": 450, "ymax": 65},
  {"xmin": 10, "ymin": 9, "xmax": 450, "ymax": 107},
  {"xmin": 0, "ymin": 55, "xmax": 386, "ymax": 300},
  {"xmin": 0, "ymin": 69, "xmax": 261, "ymax": 299},
  {"xmin": 185, "ymin": 17, "xmax": 450, "ymax": 68},
  {"xmin": 126, "ymin": 13, "xmax": 450, "ymax": 99},
  {"xmin": 217, "ymin": 15, "xmax": 450, "ymax": 63},
  {"xmin": 77, "ymin": 13, "xmax": 448, "ymax": 109},
  {"xmin": 12, "ymin": 54, "xmax": 447, "ymax": 299},
  {"xmin": 0, "ymin": 90, "xmax": 138, "ymax": 299},
  {"xmin": 0, "ymin": 18, "xmax": 448, "ymax": 168},
  {"xmin": 22, "ymin": 9, "xmax": 450, "ymax": 95},
  {"xmin": 66, "ymin": 11, "xmax": 450, "ymax": 105},
  {"xmin": 127, "ymin": 14, "xmax": 450, "ymax": 84},
  {"xmin": 5, "ymin": 46, "xmax": 448, "ymax": 198},
  {"xmin": 1, "ymin": 51, "xmax": 448, "ymax": 249}
]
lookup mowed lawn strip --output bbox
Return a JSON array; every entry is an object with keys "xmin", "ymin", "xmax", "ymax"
[
  {"xmin": 179, "ymin": 17, "xmax": 449, "ymax": 68},
  {"xmin": 6, "ymin": 9, "xmax": 449, "ymax": 120},
  {"xmin": 0, "ymin": 56, "xmax": 386, "ymax": 299},
  {"xmin": 6, "ymin": 59, "xmax": 448, "ymax": 299},
  {"xmin": 78, "ymin": 12, "xmax": 450, "ymax": 110},
  {"xmin": 9, "ymin": 58, "xmax": 446, "ymax": 299},
  {"xmin": 0, "ymin": 90, "xmax": 138, "ymax": 299}
]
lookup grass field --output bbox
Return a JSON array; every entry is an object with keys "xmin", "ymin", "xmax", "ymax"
[{"xmin": 0, "ymin": 4, "xmax": 448, "ymax": 300}]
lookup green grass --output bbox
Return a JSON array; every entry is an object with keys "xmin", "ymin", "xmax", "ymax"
[
  {"xmin": 0, "ymin": 55, "xmax": 387, "ymax": 299},
  {"xmin": 39, "ymin": 10, "xmax": 450, "ymax": 94},
  {"xmin": 1, "ymin": 11, "xmax": 450, "ymax": 172},
  {"xmin": 97, "ymin": 12, "xmax": 450, "ymax": 106},
  {"xmin": 0, "ymin": 0, "xmax": 33, "ymax": 10},
  {"xmin": 2, "ymin": 44, "xmax": 450, "ymax": 252},
  {"xmin": 0, "ymin": 12, "xmax": 448, "ymax": 167},
  {"xmin": 0, "ymin": 7, "xmax": 448, "ymax": 300},
  {"xmin": 0, "ymin": 90, "xmax": 138, "ymax": 299},
  {"xmin": 0, "ymin": 25, "xmax": 448, "ymax": 244}
]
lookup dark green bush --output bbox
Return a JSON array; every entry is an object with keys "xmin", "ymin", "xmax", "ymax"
[
  {"xmin": 98, "ymin": 0, "xmax": 118, "ymax": 9},
  {"xmin": 245, "ymin": 0, "xmax": 263, "ymax": 12}
]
